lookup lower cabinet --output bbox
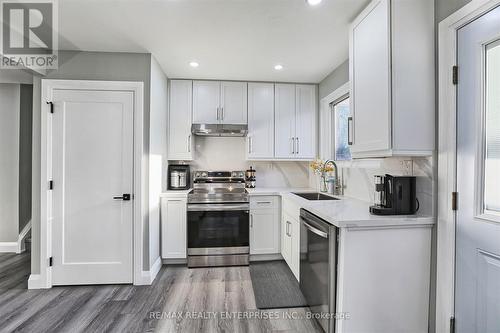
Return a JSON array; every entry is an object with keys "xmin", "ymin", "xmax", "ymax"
[
  {"xmin": 281, "ymin": 210, "xmax": 300, "ymax": 280},
  {"xmin": 161, "ymin": 196, "xmax": 187, "ymax": 259},
  {"xmin": 249, "ymin": 196, "xmax": 280, "ymax": 255}
]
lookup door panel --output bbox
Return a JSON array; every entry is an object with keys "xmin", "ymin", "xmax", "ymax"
[
  {"xmin": 193, "ymin": 81, "xmax": 220, "ymax": 124},
  {"xmin": 250, "ymin": 209, "xmax": 279, "ymax": 255},
  {"xmin": 220, "ymin": 81, "xmax": 247, "ymax": 124},
  {"xmin": 295, "ymin": 85, "xmax": 316, "ymax": 159},
  {"xmin": 247, "ymin": 83, "xmax": 274, "ymax": 159},
  {"xmin": 168, "ymin": 80, "xmax": 193, "ymax": 160},
  {"xmin": 350, "ymin": 0, "xmax": 391, "ymax": 154},
  {"xmin": 52, "ymin": 89, "xmax": 134, "ymax": 285},
  {"xmin": 456, "ymin": 6, "xmax": 500, "ymax": 332},
  {"xmin": 275, "ymin": 84, "xmax": 296, "ymax": 158}
]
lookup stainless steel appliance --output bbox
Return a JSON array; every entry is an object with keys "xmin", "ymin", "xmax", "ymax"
[
  {"xmin": 300, "ymin": 209, "xmax": 338, "ymax": 333},
  {"xmin": 191, "ymin": 124, "xmax": 248, "ymax": 137},
  {"xmin": 168, "ymin": 164, "xmax": 190, "ymax": 190},
  {"xmin": 369, "ymin": 174, "xmax": 418, "ymax": 215},
  {"xmin": 187, "ymin": 171, "xmax": 249, "ymax": 267}
]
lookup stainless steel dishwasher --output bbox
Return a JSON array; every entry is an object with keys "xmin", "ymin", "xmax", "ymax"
[{"xmin": 299, "ymin": 209, "xmax": 338, "ymax": 333}]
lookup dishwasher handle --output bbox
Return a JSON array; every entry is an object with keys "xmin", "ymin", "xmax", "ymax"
[{"xmin": 301, "ymin": 218, "xmax": 329, "ymax": 239}]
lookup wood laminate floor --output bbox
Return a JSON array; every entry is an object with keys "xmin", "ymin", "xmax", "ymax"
[{"xmin": 0, "ymin": 253, "xmax": 322, "ymax": 333}]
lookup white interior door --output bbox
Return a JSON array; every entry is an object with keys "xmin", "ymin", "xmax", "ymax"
[
  {"xmin": 51, "ymin": 88, "xmax": 134, "ymax": 285},
  {"xmin": 456, "ymin": 6, "xmax": 500, "ymax": 332}
]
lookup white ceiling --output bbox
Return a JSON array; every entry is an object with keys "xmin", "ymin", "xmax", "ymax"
[{"xmin": 58, "ymin": 0, "xmax": 370, "ymax": 83}]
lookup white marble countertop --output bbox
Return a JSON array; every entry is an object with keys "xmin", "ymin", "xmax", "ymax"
[
  {"xmin": 160, "ymin": 189, "xmax": 192, "ymax": 197},
  {"xmin": 247, "ymin": 187, "xmax": 435, "ymax": 228}
]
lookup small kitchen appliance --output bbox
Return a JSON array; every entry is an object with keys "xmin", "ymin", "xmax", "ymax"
[
  {"xmin": 369, "ymin": 174, "xmax": 418, "ymax": 215},
  {"xmin": 245, "ymin": 166, "xmax": 256, "ymax": 188},
  {"xmin": 167, "ymin": 164, "xmax": 190, "ymax": 190}
]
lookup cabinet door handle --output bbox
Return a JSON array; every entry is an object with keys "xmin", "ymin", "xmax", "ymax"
[
  {"xmin": 290, "ymin": 137, "xmax": 295, "ymax": 154},
  {"xmin": 296, "ymin": 137, "xmax": 299, "ymax": 155},
  {"xmin": 221, "ymin": 107, "xmax": 224, "ymax": 120},
  {"xmin": 248, "ymin": 137, "xmax": 252, "ymax": 154},
  {"xmin": 348, "ymin": 116, "xmax": 353, "ymax": 145},
  {"xmin": 250, "ymin": 214, "xmax": 253, "ymax": 228},
  {"xmin": 257, "ymin": 201, "xmax": 272, "ymax": 204},
  {"xmin": 216, "ymin": 107, "xmax": 220, "ymax": 120},
  {"xmin": 188, "ymin": 135, "xmax": 191, "ymax": 153}
]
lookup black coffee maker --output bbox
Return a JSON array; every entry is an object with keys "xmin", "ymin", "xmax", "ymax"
[{"xmin": 369, "ymin": 174, "xmax": 418, "ymax": 215}]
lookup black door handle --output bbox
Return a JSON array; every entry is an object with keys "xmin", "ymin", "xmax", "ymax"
[{"xmin": 113, "ymin": 194, "xmax": 131, "ymax": 201}]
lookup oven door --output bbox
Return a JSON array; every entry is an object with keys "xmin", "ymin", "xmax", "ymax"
[{"xmin": 187, "ymin": 203, "xmax": 249, "ymax": 255}]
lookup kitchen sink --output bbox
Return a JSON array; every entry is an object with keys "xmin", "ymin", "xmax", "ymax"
[{"xmin": 292, "ymin": 192, "xmax": 340, "ymax": 201}]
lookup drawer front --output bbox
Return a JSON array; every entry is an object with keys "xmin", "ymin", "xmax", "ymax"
[{"xmin": 250, "ymin": 196, "xmax": 279, "ymax": 210}]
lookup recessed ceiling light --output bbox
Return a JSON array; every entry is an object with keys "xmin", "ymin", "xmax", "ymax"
[
  {"xmin": 307, "ymin": 0, "xmax": 322, "ymax": 6},
  {"xmin": 189, "ymin": 61, "xmax": 199, "ymax": 68},
  {"xmin": 274, "ymin": 64, "xmax": 283, "ymax": 70}
]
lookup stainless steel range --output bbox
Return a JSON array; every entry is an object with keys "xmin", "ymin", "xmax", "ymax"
[{"xmin": 187, "ymin": 171, "xmax": 249, "ymax": 268}]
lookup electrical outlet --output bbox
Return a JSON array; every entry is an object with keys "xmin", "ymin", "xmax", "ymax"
[{"xmin": 401, "ymin": 160, "xmax": 414, "ymax": 176}]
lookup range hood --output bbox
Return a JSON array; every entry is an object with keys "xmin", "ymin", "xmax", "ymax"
[{"xmin": 191, "ymin": 124, "xmax": 248, "ymax": 137}]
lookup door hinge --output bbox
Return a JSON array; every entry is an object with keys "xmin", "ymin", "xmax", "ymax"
[
  {"xmin": 452, "ymin": 192, "xmax": 458, "ymax": 211},
  {"xmin": 48, "ymin": 180, "xmax": 53, "ymax": 190},
  {"xmin": 452, "ymin": 66, "xmax": 458, "ymax": 85},
  {"xmin": 450, "ymin": 316, "xmax": 455, "ymax": 333},
  {"xmin": 49, "ymin": 257, "xmax": 53, "ymax": 267},
  {"xmin": 46, "ymin": 101, "xmax": 54, "ymax": 113}
]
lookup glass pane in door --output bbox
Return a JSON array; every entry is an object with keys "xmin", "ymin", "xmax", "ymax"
[
  {"xmin": 333, "ymin": 96, "xmax": 351, "ymax": 161},
  {"xmin": 485, "ymin": 40, "xmax": 500, "ymax": 213}
]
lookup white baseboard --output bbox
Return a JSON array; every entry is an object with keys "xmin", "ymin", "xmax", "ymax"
[
  {"xmin": 162, "ymin": 258, "xmax": 187, "ymax": 265},
  {"xmin": 0, "ymin": 242, "xmax": 18, "ymax": 253},
  {"xmin": 149, "ymin": 256, "xmax": 162, "ymax": 283},
  {"xmin": 250, "ymin": 253, "xmax": 283, "ymax": 261},
  {"xmin": 136, "ymin": 256, "xmax": 163, "ymax": 285},
  {"xmin": 17, "ymin": 221, "xmax": 31, "ymax": 254},
  {"xmin": 28, "ymin": 274, "xmax": 48, "ymax": 289}
]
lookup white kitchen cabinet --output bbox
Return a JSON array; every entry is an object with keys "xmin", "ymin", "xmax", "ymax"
[
  {"xmin": 295, "ymin": 85, "xmax": 317, "ymax": 159},
  {"xmin": 192, "ymin": 80, "xmax": 220, "ymax": 124},
  {"xmin": 161, "ymin": 196, "xmax": 187, "ymax": 259},
  {"xmin": 281, "ymin": 211, "xmax": 300, "ymax": 280},
  {"xmin": 249, "ymin": 196, "xmax": 280, "ymax": 255},
  {"xmin": 168, "ymin": 80, "xmax": 194, "ymax": 160},
  {"xmin": 275, "ymin": 84, "xmax": 317, "ymax": 160},
  {"xmin": 349, "ymin": 0, "xmax": 434, "ymax": 158},
  {"xmin": 247, "ymin": 83, "xmax": 274, "ymax": 159},
  {"xmin": 192, "ymin": 81, "xmax": 247, "ymax": 124},
  {"xmin": 220, "ymin": 81, "xmax": 247, "ymax": 124}
]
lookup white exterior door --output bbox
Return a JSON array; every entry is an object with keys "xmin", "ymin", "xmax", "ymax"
[
  {"xmin": 456, "ymin": 6, "xmax": 500, "ymax": 333},
  {"xmin": 168, "ymin": 80, "xmax": 193, "ymax": 160},
  {"xmin": 220, "ymin": 81, "xmax": 247, "ymax": 124},
  {"xmin": 247, "ymin": 83, "xmax": 274, "ymax": 159},
  {"xmin": 275, "ymin": 84, "xmax": 296, "ymax": 158},
  {"xmin": 192, "ymin": 80, "xmax": 220, "ymax": 124},
  {"xmin": 51, "ymin": 88, "xmax": 134, "ymax": 285},
  {"xmin": 295, "ymin": 84, "xmax": 316, "ymax": 159}
]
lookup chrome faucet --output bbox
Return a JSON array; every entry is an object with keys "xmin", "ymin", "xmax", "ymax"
[{"xmin": 323, "ymin": 159, "xmax": 343, "ymax": 196}]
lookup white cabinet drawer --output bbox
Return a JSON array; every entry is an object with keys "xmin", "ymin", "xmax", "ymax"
[{"xmin": 250, "ymin": 196, "xmax": 279, "ymax": 209}]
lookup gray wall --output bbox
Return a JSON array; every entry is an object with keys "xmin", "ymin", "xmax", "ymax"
[
  {"xmin": 435, "ymin": 0, "xmax": 472, "ymax": 22},
  {"xmin": 0, "ymin": 84, "xmax": 20, "ymax": 242},
  {"xmin": 19, "ymin": 84, "xmax": 33, "ymax": 233},
  {"xmin": 318, "ymin": 59, "xmax": 349, "ymax": 99},
  {"xmin": 31, "ymin": 51, "xmax": 153, "ymax": 274}
]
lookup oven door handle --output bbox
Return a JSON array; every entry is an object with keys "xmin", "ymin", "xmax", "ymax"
[
  {"xmin": 187, "ymin": 203, "xmax": 250, "ymax": 211},
  {"xmin": 301, "ymin": 219, "xmax": 329, "ymax": 238}
]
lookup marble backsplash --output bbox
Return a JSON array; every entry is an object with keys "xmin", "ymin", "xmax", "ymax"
[
  {"xmin": 309, "ymin": 156, "xmax": 436, "ymax": 216},
  {"xmin": 170, "ymin": 136, "xmax": 435, "ymax": 216},
  {"xmin": 171, "ymin": 137, "xmax": 310, "ymax": 188}
]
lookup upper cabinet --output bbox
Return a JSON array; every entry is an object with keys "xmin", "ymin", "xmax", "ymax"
[
  {"xmin": 247, "ymin": 83, "xmax": 275, "ymax": 159},
  {"xmin": 168, "ymin": 80, "xmax": 194, "ymax": 160},
  {"xmin": 275, "ymin": 84, "xmax": 317, "ymax": 160},
  {"xmin": 192, "ymin": 81, "xmax": 247, "ymax": 125},
  {"xmin": 349, "ymin": 0, "xmax": 434, "ymax": 158}
]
